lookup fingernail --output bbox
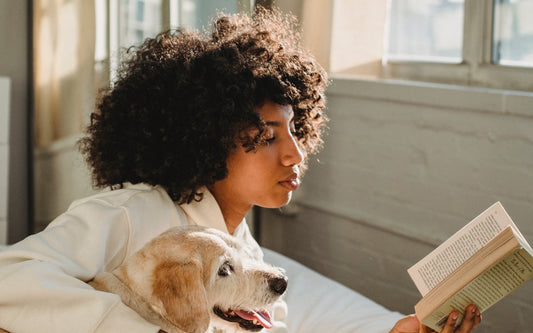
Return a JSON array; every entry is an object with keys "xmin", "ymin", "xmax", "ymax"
[{"xmin": 452, "ymin": 313, "xmax": 458, "ymax": 320}]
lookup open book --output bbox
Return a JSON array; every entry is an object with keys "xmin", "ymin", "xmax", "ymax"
[{"xmin": 408, "ymin": 202, "xmax": 533, "ymax": 332}]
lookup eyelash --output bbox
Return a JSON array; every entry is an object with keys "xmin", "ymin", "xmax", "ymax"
[{"xmin": 264, "ymin": 125, "xmax": 297, "ymax": 143}]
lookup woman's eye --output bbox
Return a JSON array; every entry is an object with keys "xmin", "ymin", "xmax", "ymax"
[{"xmin": 263, "ymin": 128, "xmax": 275, "ymax": 143}]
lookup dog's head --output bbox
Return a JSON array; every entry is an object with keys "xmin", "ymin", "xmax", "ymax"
[{"xmin": 116, "ymin": 225, "xmax": 287, "ymax": 333}]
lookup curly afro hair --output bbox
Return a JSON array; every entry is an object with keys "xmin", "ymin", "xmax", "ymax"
[{"xmin": 79, "ymin": 7, "xmax": 329, "ymax": 204}]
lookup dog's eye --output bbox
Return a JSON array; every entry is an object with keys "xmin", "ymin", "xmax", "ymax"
[{"xmin": 218, "ymin": 262, "xmax": 234, "ymax": 277}]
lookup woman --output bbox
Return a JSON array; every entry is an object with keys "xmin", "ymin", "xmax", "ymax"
[{"xmin": 0, "ymin": 7, "xmax": 480, "ymax": 333}]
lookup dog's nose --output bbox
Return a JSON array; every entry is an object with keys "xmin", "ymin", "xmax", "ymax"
[{"xmin": 269, "ymin": 276, "xmax": 288, "ymax": 295}]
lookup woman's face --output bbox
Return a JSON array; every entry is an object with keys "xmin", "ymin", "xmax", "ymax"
[{"xmin": 210, "ymin": 101, "xmax": 304, "ymax": 216}]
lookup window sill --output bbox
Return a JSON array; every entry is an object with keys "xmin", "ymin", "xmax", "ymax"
[{"xmin": 329, "ymin": 74, "xmax": 533, "ymax": 118}]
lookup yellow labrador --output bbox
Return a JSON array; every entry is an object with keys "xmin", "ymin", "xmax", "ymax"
[{"xmin": 89, "ymin": 225, "xmax": 288, "ymax": 333}]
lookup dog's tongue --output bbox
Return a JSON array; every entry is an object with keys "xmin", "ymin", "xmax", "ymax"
[{"xmin": 234, "ymin": 309, "xmax": 273, "ymax": 329}]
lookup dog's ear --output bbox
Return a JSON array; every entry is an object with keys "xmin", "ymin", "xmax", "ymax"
[{"xmin": 150, "ymin": 260, "xmax": 210, "ymax": 333}]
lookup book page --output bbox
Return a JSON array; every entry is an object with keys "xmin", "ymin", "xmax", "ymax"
[
  {"xmin": 408, "ymin": 202, "xmax": 520, "ymax": 296},
  {"xmin": 418, "ymin": 248, "xmax": 533, "ymax": 332}
]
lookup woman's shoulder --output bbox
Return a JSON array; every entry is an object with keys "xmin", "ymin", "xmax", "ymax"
[
  {"xmin": 60, "ymin": 183, "xmax": 185, "ymax": 254},
  {"xmin": 67, "ymin": 183, "xmax": 172, "ymax": 211}
]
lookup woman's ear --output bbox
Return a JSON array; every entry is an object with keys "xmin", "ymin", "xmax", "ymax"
[{"xmin": 150, "ymin": 260, "xmax": 210, "ymax": 333}]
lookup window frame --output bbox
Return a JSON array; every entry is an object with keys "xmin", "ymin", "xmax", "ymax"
[
  {"xmin": 382, "ymin": 0, "xmax": 533, "ymax": 92},
  {"xmin": 97, "ymin": 0, "xmax": 255, "ymax": 87}
]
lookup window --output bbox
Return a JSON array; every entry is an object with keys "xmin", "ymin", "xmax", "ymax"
[
  {"xmin": 493, "ymin": 0, "xmax": 533, "ymax": 67},
  {"xmin": 387, "ymin": 0, "xmax": 464, "ymax": 62},
  {"xmin": 94, "ymin": 0, "xmax": 254, "ymax": 89},
  {"xmin": 383, "ymin": 0, "xmax": 533, "ymax": 92}
]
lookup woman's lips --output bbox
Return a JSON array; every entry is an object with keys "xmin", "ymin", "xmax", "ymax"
[{"xmin": 279, "ymin": 175, "xmax": 300, "ymax": 191}]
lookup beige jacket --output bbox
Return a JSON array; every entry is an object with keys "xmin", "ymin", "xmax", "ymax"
[{"xmin": 0, "ymin": 183, "xmax": 277, "ymax": 332}]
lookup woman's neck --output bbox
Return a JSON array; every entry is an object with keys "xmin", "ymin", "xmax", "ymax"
[
  {"xmin": 221, "ymin": 208, "xmax": 247, "ymax": 235},
  {"xmin": 209, "ymin": 188, "xmax": 251, "ymax": 235}
]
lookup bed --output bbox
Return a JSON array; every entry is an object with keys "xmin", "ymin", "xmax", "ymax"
[{"xmin": 263, "ymin": 247, "xmax": 405, "ymax": 333}]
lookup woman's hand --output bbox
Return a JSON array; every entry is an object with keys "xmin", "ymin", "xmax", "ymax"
[{"xmin": 389, "ymin": 304, "xmax": 481, "ymax": 333}]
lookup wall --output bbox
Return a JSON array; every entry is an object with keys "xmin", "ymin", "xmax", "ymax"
[
  {"xmin": 259, "ymin": 77, "xmax": 533, "ymax": 333},
  {"xmin": 0, "ymin": 0, "xmax": 31, "ymax": 244}
]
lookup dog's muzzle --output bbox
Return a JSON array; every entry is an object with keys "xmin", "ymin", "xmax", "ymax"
[{"xmin": 213, "ymin": 273, "xmax": 288, "ymax": 331}]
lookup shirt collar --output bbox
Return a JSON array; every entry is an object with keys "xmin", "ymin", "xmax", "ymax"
[{"xmin": 178, "ymin": 187, "xmax": 229, "ymax": 234}]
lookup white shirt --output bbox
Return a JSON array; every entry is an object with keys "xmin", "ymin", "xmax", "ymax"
[{"xmin": 0, "ymin": 183, "xmax": 281, "ymax": 332}]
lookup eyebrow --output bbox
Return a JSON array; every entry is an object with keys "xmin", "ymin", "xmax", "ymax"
[{"xmin": 265, "ymin": 121, "xmax": 282, "ymax": 127}]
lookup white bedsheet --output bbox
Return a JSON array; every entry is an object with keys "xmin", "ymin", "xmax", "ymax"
[{"xmin": 262, "ymin": 247, "xmax": 404, "ymax": 333}]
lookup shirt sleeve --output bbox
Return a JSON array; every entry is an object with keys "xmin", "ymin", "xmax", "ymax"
[{"xmin": 0, "ymin": 199, "xmax": 160, "ymax": 333}]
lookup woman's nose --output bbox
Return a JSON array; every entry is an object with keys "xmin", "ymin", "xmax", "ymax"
[{"xmin": 281, "ymin": 134, "xmax": 304, "ymax": 166}]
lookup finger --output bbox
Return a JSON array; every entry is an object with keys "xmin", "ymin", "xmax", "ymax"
[
  {"xmin": 455, "ymin": 305, "xmax": 478, "ymax": 333},
  {"xmin": 419, "ymin": 324, "xmax": 433, "ymax": 333},
  {"xmin": 418, "ymin": 324, "xmax": 436, "ymax": 333},
  {"xmin": 439, "ymin": 311, "xmax": 459, "ymax": 333},
  {"xmin": 471, "ymin": 308, "xmax": 482, "ymax": 331},
  {"xmin": 422, "ymin": 327, "xmax": 438, "ymax": 333}
]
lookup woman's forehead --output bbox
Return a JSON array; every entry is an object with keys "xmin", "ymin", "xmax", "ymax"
[{"xmin": 256, "ymin": 101, "xmax": 293, "ymax": 122}]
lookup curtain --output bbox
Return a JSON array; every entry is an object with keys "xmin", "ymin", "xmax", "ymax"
[{"xmin": 33, "ymin": 0, "xmax": 95, "ymax": 147}]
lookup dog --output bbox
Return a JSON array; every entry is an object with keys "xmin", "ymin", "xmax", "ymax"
[{"xmin": 89, "ymin": 225, "xmax": 288, "ymax": 333}]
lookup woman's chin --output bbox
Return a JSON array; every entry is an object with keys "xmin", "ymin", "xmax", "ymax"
[{"xmin": 257, "ymin": 192, "xmax": 293, "ymax": 209}]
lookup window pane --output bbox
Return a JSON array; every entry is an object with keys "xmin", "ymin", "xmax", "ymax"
[
  {"xmin": 94, "ymin": 0, "xmax": 110, "ymax": 91},
  {"xmin": 179, "ymin": 0, "xmax": 238, "ymax": 30},
  {"xmin": 95, "ymin": 0, "xmax": 107, "ymax": 61},
  {"xmin": 386, "ymin": 0, "xmax": 464, "ymax": 62},
  {"xmin": 120, "ymin": 0, "xmax": 162, "ymax": 48},
  {"xmin": 493, "ymin": 0, "xmax": 533, "ymax": 67}
]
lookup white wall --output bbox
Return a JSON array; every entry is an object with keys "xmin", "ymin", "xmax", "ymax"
[
  {"xmin": 260, "ymin": 77, "xmax": 533, "ymax": 333},
  {"xmin": 0, "ymin": 77, "xmax": 10, "ymax": 244}
]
